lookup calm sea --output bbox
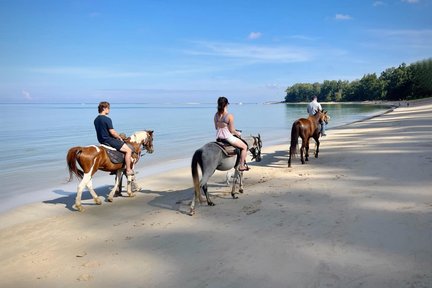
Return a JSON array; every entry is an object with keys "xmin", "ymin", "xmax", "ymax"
[{"xmin": 0, "ymin": 102, "xmax": 390, "ymax": 213}]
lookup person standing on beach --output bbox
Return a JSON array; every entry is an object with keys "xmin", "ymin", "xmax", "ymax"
[
  {"xmin": 94, "ymin": 101, "xmax": 134, "ymax": 176},
  {"xmin": 214, "ymin": 96, "xmax": 250, "ymax": 171},
  {"xmin": 307, "ymin": 95, "xmax": 326, "ymax": 136}
]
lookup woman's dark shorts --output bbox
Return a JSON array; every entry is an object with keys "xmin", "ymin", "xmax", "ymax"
[{"xmin": 103, "ymin": 138, "xmax": 124, "ymax": 151}]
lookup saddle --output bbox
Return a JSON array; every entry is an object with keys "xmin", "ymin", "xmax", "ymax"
[
  {"xmin": 214, "ymin": 138, "xmax": 248, "ymax": 168},
  {"xmin": 101, "ymin": 143, "xmax": 134, "ymax": 164},
  {"xmin": 214, "ymin": 139, "xmax": 240, "ymax": 157}
]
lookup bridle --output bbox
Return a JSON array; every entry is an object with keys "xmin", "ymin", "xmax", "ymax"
[
  {"xmin": 249, "ymin": 135, "xmax": 262, "ymax": 162},
  {"xmin": 140, "ymin": 132, "xmax": 154, "ymax": 157}
]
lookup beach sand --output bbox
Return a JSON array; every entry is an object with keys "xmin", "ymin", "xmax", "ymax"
[{"xmin": 0, "ymin": 100, "xmax": 431, "ymax": 288}]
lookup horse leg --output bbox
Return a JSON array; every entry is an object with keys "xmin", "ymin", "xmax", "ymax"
[
  {"xmin": 189, "ymin": 193, "xmax": 197, "ymax": 215},
  {"xmin": 85, "ymin": 179, "xmax": 102, "ymax": 205},
  {"xmin": 238, "ymin": 171, "xmax": 244, "ymax": 194},
  {"xmin": 107, "ymin": 170, "xmax": 122, "ymax": 202},
  {"xmin": 75, "ymin": 173, "xmax": 99, "ymax": 212},
  {"xmin": 288, "ymin": 146, "xmax": 292, "ymax": 168},
  {"xmin": 75, "ymin": 178, "xmax": 86, "ymax": 212},
  {"xmin": 114, "ymin": 171, "xmax": 123, "ymax": 197},
  {"xmin": 305, "ymin": 140, "xmax": 310, "ymax": 162},
  {"xmin": 300, "ymin": 140, "xmax": 306, "ymax": 164},
  {"xmin": 231, "ymin": 170, "xmax": 243, "ymax": 198},
  {"xmin": 126, "ymin": 174, "xmax": 136, "ymax": 197},
  {"xmin": 315, "ymin": 137, "xmax": 320, "ymax": 158},
  {"xmin": 202, "ymin": 183, "xmax": 214, "ymax": 206}
]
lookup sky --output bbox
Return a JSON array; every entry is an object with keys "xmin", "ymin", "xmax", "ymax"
[{"xmin": 0, "ymin": 0, "xmax": 431, "ymax": 104}]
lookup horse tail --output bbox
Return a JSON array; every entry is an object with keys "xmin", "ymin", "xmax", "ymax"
[
  {"xmin": 66, "ymin": 147, "xmax": 84, "ymax": 181},
  {"xmin": 191, "ymin": 149, "xmax": 203, "ymax": 200},
  {"xmin": 290, "ymin": 121, "xmax": 300, "ymax": 157}
]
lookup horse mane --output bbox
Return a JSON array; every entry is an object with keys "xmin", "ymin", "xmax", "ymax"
[{"xmin": 130, "ymin": 131, "xmax": 148, "ymax": 143}]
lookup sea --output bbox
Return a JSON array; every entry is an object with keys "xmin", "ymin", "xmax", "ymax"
[{"xmin": 0, "ymin": 102, "xmax": 391, "ymax": 214}]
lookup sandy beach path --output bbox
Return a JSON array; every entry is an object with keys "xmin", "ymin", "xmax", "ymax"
[{"xmin": 0, "ymin": 102, "xmax": 431, "ymax": 288}]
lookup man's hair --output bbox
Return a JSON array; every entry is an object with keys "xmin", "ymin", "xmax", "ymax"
[{"xmin": 98, "ymin": 101, "xmax": 110, "ymax": 113}]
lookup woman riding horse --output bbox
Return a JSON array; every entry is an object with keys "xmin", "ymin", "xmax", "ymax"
[{"xmin": 214, "ymin": 97, "xmax": 250, "ymax": 171}]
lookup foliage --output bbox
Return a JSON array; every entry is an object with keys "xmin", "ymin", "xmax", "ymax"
[{"xmin": 284, "ymin": 58, "xmax": 432, "ymax": 102}]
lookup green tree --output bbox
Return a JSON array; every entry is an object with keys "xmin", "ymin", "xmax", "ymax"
[
  {"xmin": 409, "ymin": 58, "xmax": 432, "ymax": 99},
  {"xmin": 358, "ymin": 73, "xmax": 384, "ymax": 101},
  {"xmin": 380, "ymin": 63, "xmax": 412, "ymax": 101},
  {"xmin": 284, "ymin": 58, "xmax": 431, "ymax": 102}
]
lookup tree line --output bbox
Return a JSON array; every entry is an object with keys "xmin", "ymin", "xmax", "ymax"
[{"xmin": 284, "ymin": 58, "xmax": 432, "ymax": 102}]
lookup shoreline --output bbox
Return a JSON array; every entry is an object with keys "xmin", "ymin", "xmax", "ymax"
[
  {"xmin": 0, "ymin": 99, "xmax": 431, "ymax": 287},
  {"xmin": 0, "ymin": 102, "xmax": 393, "ymax": 215},
  {"xmin": 0, "ymin": 98, "xmax": 425, "ymax": 217}
]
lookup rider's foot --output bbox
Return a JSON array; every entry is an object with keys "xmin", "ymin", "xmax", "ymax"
[{"xmin": 321, "ymin": 133, "xmax": 327, "ymax": 136}]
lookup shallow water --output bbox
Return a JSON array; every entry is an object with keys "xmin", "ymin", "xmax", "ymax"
[{"xmin": 0, "ymin": 102, "xmax": 390, "ymax": 213}]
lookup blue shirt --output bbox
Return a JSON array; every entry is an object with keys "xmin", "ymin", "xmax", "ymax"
[{"xmin": 94, "ymin": 115, "xmax": 114, "ymax": 143}]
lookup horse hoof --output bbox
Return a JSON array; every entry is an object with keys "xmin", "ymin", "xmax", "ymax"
[
  {"xmin": 74, "ymin": 204, "xmax": 84, "ymax": 212},
  {"xmin": 232, "ymin": 195, "xmax": 239, "ymax": 199},
  {"xmin": 208, "ymin": 202, "xmax": 215, "ymax": 206},
  {"xmin": 94, "ymin": 198, "xmax": 102, "ymax": 205},
  {"xmin": 127, "ymin": 193, "xmax": 136, "ymax": 198},
  {"xmin": 188, "ymin": 209, "xmax": 195, "ymax": 216},
  {"xmin": 239, "ymin": 189, "xmax": 244, "ymax": 194},
  {"xmin": 107, "ymin": 197, "xmax": 113, "ymax": 202}
]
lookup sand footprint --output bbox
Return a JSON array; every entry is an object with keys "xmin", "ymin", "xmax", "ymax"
[{"xmin": 241, "ymin": 200, "xmax": 262, "ymax": 215}]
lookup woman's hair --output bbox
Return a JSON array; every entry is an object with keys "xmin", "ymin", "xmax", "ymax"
[
  {"xmin": 217, "ymin": 97, "xmax": 229, "ymax": 114},
  {"xmin": 98, "ymin": 101, "xmax": 110, "ymax": 113}
]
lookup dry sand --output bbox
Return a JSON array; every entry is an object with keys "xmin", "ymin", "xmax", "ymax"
[{"xmin": 0, "ymin": 100, "xmax": 431, "ymax": 288}]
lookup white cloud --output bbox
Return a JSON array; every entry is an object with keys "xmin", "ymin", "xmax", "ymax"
[
  {"xmin": 22, "ymin": 90, "xmax": 32, "ymax": 100},
  {"xmin": 401, "ymin": 0, "xmax": 419, "ymax": 3},
  {"xmin": 27, "ymin": 67, "xmax": 149, "ymax": 78},
  {"xmin": 373, "ymin": 1, "xmax": 386, "ymax": 6},
  {"xmin": 366, "ymin": 28, "xmax": 432, "ymax": 49},
  {"xmin": 335, "ymin": 14, "xmax": 353, "ymax": 20},
  {"xmin": 248, "ymin": 32, "xmax": 262, "ymax": 40},
  {"xmin": 185, "ymin": 41, "xmax": 313, "ymax": 63}
]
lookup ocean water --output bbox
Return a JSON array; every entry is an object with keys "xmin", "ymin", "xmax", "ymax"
[{"xmin": 0, "ymin": 102, "xmax": 390, "ymax": 213}]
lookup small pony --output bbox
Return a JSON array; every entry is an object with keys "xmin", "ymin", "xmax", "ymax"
[
  {"xmin": 288, "ymin": 111, "xmax": 329, "ymax": 167},
  {"xmin": 66, "ymin": 130, "xmax": 154, "ymax": 211}
]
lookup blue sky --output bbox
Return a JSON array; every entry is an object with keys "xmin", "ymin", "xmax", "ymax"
[{"xmin": 0, "ymin": 0, "xmax": 431, "ymax": 103}]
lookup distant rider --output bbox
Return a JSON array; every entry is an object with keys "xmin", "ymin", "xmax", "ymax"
[{"xmin": 307, "ymin": 95, "xmax": 326, "ymax": 136}]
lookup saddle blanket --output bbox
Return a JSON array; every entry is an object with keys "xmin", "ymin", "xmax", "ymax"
[{"xmin": 100, "ymin": 143, "xmax": 134, "ymax": 164}]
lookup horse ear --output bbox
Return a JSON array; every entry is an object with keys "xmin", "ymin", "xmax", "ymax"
[{"xmin": 148, "ymin": 130, "xmax": 154, "ymax": 135}]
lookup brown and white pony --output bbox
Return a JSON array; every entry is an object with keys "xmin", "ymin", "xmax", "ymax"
[
  {"xmin": 288, "ymin": 111, "xmax": 329, "ymax": 167},
  {"xmin": 66, "ymin": 130, "xmax": 154, "ymax": 211}
]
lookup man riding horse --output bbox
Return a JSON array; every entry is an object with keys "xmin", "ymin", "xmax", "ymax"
[
  {"xmin": 307, "ymin": 95, "xmax": 326, "ymax": 136},
  {"xmin": 94, "ymin": 101, "xmax": 135, "ymax": 176}
]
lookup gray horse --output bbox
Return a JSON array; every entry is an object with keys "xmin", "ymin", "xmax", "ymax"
[{"xmin": 189, "ymin": 135, "xmax": 262, "ymax": 215}]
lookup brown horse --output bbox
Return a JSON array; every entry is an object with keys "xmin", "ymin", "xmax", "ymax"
[
  {"xmin": 288, "ymin": 111, "xmax": 329, "ymax": 167},
  {"xmin": 67, "ymin": 130, "xmax": 154, "ymax": 211}
]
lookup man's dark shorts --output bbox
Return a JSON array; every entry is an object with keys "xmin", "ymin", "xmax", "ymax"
[{"xmin": 103, "ymin": 138, "xmax": 124, "ymax": 151}]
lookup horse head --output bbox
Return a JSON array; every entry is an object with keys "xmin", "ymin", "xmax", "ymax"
[
  {"xmin": 249, "ymin": 134, "xmax": 262, "ymax": 162},
  {"xmin": 319, "ymin": 110, "xmax": 330, "ymax": 125},
  {"xmin": 130, "ymin": 130, "xmax": 154, "ymax": 154}
]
